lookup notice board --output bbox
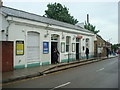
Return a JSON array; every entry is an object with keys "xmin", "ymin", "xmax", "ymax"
[
  {"xmin": 43, "ymin": 42, "xmax": 49, "ymax": 54},
  {"xmin": 16, "ymin": 41, "xmax": 24, "ymax": 55}
]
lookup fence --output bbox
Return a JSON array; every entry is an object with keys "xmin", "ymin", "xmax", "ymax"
[
  {"xmin": 65, "ymin": 52, "xmax": 95, "ymax": 63},
  {"xmin": 64, "ymin": 51, "xmax": 116, "ymax": 63}
]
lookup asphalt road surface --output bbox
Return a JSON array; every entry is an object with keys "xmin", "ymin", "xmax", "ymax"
[{"xmin": 3, "ymin": 57, "xmax": 118, "ymax": 89}]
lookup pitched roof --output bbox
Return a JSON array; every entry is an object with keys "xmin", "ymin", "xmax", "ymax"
[
  {"xmin": 97, "ymin": 34, "xmax": 106, "ymax": 42},
  {"xmin": 1, "ymin": 6, "xmax": 93, "ymax": 33}
]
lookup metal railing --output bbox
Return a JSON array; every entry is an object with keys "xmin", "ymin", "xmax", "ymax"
[
  {"xmin": 61, "ymin": 51, "xmax": 117, "ymax": 63},
  {"xmin": 66, "ymin": 52, "xmax": 95, "ymax": 63}
]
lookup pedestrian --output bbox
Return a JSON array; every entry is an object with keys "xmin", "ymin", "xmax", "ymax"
[
  {"xmin": 53, "ymin": 48, "xmax": 60, "ymax": 64},
  {"xmin": 106, "ymin": 47, "xmax": 109, "ymax": 58},
  {"xmin": 85, "ymin": 47, "xmax": 89, "ymax": 59}
]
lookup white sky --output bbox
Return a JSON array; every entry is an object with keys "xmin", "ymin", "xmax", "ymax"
[{"xmin": 2, "ymin": 0, "xmax": 119, "ymax": 44}]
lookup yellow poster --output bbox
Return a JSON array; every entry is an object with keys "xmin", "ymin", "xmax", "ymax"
[{"xmin": 16, "ymin": 41, "xmax": 24, "ymax": 55}]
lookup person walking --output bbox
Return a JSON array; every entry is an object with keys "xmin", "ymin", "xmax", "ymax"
[
  {"xmin": 53, "ymin": 48, "xmax": 60, "ymax": 64},
  {"xmin": 85, "ymin": 47, "xmax": 89, "ymax": 59}
]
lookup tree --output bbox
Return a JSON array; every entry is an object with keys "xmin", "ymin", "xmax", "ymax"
[
  {"xmin": 111, "ymin": 43, "xmax": 120, "ymax": 51},
  {"xmin": 84, "ymin": 21, "xmax": 100, "ymax": 34},
  {"xmin": 43, "ymin": 2, "xmax": 78, "ymax": 25}
]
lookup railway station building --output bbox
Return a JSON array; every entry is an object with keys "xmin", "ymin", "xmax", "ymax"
[{"xmin": 0, "ymin": 6, "xmax": 96, "ymax": 71}]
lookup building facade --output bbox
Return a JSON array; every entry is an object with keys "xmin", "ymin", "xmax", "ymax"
[
  {"xmin": 0, "ymin": 6, "xmax": 95, "ymax": 70},
  {"xmin": 94, "ymin": 35, "xmax": 111, "ymax": 57}
]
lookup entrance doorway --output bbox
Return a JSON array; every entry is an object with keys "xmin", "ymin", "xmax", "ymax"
[
  {"xmin": 51, "ymin": 34, "xmax": 60, "ymax": 64},
  {"xmin": 51, "ymin": 42, "xmax": 58, "ymax": 64},
  {"xmin": 76, "ymin": 43, "xmax": 79, "ymax": 60}
]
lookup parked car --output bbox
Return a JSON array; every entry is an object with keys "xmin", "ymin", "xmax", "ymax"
[{"xmin": 116, "ymin": 49, "xmax": 120, "ymax": 54}]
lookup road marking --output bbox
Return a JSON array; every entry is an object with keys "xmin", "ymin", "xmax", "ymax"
[
  {"xmin": 96, "ymin": 68, "xmax": 104, "ymax": 72},
  {"xmin": 50, "ymin": 82, "xmax": 71, "ymax": 90}
]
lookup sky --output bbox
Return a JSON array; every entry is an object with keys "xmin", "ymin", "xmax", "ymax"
[{"xmin": 2, "ymin": 0, "xmax": 119, "ymax": 44}]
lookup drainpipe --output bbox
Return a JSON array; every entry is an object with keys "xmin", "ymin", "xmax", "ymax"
[
  {"xmin": 6, "ymin": 22, "xmax": 10, "ymax": 41},
  {"xmin": 6, "ymin": 17, "xmax": 13, "ymax": 41}
]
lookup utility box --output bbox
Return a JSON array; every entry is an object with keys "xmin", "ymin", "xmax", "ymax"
[{"xmin": 0, "ymin": 41, "xmax": 14, "ymax": 72}]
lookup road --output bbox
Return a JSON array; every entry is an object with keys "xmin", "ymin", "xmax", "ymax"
[{"xmin": 3, "ymin": 57, "xmax": 118, "ymax": 89}]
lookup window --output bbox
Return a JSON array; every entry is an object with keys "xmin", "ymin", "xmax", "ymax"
[
  {"xmin": 72, "ymin": 43, "xmax": 75, "ymax": 52},
  {"xmin": 51, "ymin": 34, "xmax": 59, "ymax": 40},
  {"xmin": 66, "ymin": 36, "xmax": 70, "ymax": 52},
  {"xmin": 83, "ymin": 46, "xmax": 85, "ymax": 51},
  {"xmin": 61, "ymin": 42, "xmax": 65, "ymax": 53},
  {"xmin": 76, "ymin": 38, "xmax": 80, "ymax": 42},
  {"xmin": 86, "ymin": 38, "xmax": 89, "ymax": 48}
]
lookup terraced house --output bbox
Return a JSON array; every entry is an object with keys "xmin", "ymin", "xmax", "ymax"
[{"xmin": 0, "ymin": 6, "xmax": 96, "ymax": 71}]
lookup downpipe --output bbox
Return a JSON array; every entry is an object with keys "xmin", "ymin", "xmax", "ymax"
[{"xmin": 5, "ymin": 16, "xmax": 13, "ymax": 41}]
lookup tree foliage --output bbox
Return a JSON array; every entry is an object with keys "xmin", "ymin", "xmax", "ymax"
[
  {"xmin": 84, "ymin": 21, "xmax": 100, "ymax": 34},
  {"xmin": 43, "ymin": 2, "xmax": 78, "ymax": 25},
  {"xmin": 111, "ymin": 43, "xmax": 120, "ymax": 51}
]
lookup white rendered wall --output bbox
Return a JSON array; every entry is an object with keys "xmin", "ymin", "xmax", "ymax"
[
  {"xmin": 6, "ymin": 16, "xmax": 95, "ymax": 68},
  {"xmin": 0, "ymin": 14, "xmax": 9, "ymax": 41}
]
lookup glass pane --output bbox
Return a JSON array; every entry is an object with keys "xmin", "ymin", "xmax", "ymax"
[
  {"xmin": 66, "ymin": 45, "xmax": 69, "ymax": 52},
  {"xmin": 76, "ymin": 38, "xmax": 79, "ymax": 42}
]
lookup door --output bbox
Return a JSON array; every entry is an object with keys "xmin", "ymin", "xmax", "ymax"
[
  {"xmin": 76, "ymin": 43, "xmax": 79, "ymax": 60},
  {"xmin": 51, "ymin": 42, "xmax": 57, "ymax": 64},
  {"xmin": 1, "ymin": 41, "xmax": 13, "ymax": 72},
  {"xmin": 27, "ymin": 32, "xmax": 40, "ymax": 63}
]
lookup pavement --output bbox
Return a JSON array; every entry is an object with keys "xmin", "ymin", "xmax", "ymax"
[
  {"xmin": 1, "ymin": 55, "xmax": 118, "ymax": 84},
  {"xmin": 3, "ymin": 56, "xmax": 118, "ymax": 88}
]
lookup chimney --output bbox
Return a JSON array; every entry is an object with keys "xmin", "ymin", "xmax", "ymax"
[
  {"xmin": 87, "ymin": 14, "xmax": 89, "ymax": 24},
  {"xmin": 0, "ymin": 0, "xmax": 3, "ymax": 7}
]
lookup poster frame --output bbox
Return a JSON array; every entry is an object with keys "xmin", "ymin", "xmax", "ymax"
[
  {"xmin": 16, "ymin": 40, "xmax": 24, "ymax": 55},
  {"xmin": 43, "ymin": 42, "xmax": 49, "ymax": 54}
]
